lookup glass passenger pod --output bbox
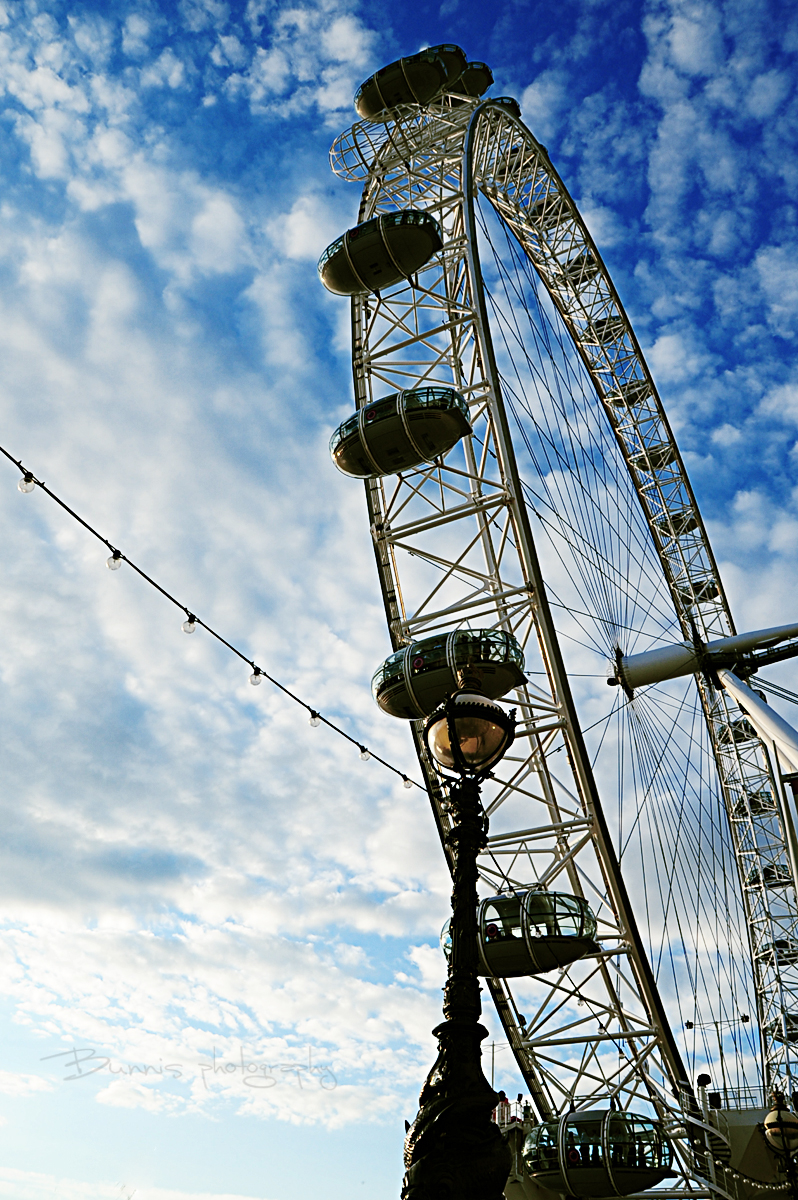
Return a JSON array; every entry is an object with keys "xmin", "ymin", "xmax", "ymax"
[
  {"xmin": 447, "ymin": 61, "xmax": 493, "ymax": 104},
  {"xmin": 677, "ymin": 577, "xmax": 720, "ymax": 605},
  {"xmin": 372, "ymin": 629, "xmax": 526, "ymax": 720},
  {"xmin": 655, "ymin": 509, "xmax": 699, "ymax": 538},
  {"xmin": 762, "ymin": 938, "xmax": 798, "ymax": 963},
  {"xmin": 562, "ymin": 249, "xmax": 599, "ymax": 285},
  {"xmin": 605, "ymin": 379, "xmax": 652, "ymax": 409},
  {"xmin": 329, "ymin": 388, "xmax": 472, "ymax": 477},
  {"xmin": 439, "ymin": 891, "xmax": 599, "ymax": 978},
  {"xmin": 318, "ymin": 211, "xmax": 443, "ymax": 297},
  {"xmin": 732, "ymin": 789, "xmax": 776, "ymax": 819},
  {"xmin": 630, "ymin": 443, "xmax": 678, "ymax": 472},
  {"xmin": 588, "ymin": 315, "xmax": 626, "ymax": 344},
  {"xmin": 354, "ymin": 44, "xmax": 468, "ymax": 121},
  {"xmin": 747, "ymin": 863, "xmax": 794, "ymax": 888},
  {"xmin": 766, "ymin": 1012, "xmax": 798, "ymax": 1043},
  {"xmin": 522, "ymin": 1110, "xmax": 674, "ymax": 1198},
  {"xmin": 490, "ymin": 97, "xmax": 522, "ymax": 119},
  {"xmin": 719, "ymin": 716, "xmax": 759, "ymax": 746},
  {"xmin": 529, "ymin": 194, "xmax": 567, "ymax": 231}
]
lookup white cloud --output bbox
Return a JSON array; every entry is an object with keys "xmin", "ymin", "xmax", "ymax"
[
  {"xmin": 0, "ymin": 1069, "xmax": 52, "ymax": 1095},
  {"xmin": 710, "ymin": 422, "xmax": 741, "ymax": 446},
  {"xmin": 272, "ymin": 194, "xmax": 346, "ymax": 261},
  {"xmin": 230, "ymin": 2, "xmax": 377, "ymax": 119},
  {"xmin": 191, "ymin": 196, "xmax": 248, "ymax": 273},
  {"xmin": 646, "ymin": 329, "xmax": 714, "ymax": 384},
  {"xmin": 668, "ymin": 5, "xmax": 723, "ymax": 76},
  {"xmin": 141, "ymin": 48, "xmax": 188, "ymax": 89},
  {"xmin": 212, "ymin": 34, "xmax": 248, "ymax": 69},
  {"xmin": 746, "ymin": 68, "xmax": 791, "ymax": 119},
  {"xmin": 180, "ymin": 0, "xmax": 230, "ymax": 33},
  {"xmin": 519, "ymin": 71, "xmax": 567, "ymax": 141},
  {"xmin": 122, "ymin": 14, "xmax": 151, "ymax": 59},
  {"xmin": 755, "ymin": 244, "xmax": 798, "ymax": 338},
  {"xmin": 758, "ymin": 380, "xmax": 798, "ymax": 422},
  {"xmin": 0, "ymin": 1167, "xmax": 266, "ymax": 1200},
  {"xmin": 67, "ymin": 14, "xmax": 114, "ymax": 67}
]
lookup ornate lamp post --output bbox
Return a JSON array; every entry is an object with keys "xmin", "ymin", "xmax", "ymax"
[{"xmin": 402, "ymin": 672, "xmax": 515, "ymax": 1200}]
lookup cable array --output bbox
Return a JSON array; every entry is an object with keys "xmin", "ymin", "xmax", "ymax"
[
  {"xmin": 758, "ymin": 678, "xmax": 798, "ymax": 708},
  {"xmin": 1, "ymin": 446, "xmax": 421, "ymax": 790}
]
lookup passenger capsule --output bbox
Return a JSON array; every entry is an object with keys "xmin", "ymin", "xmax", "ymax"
[
  {"xmin": 330, "ymin": 387, "xmax": 472, "ymax": 477},
  {"xmin": 441, "ymin": 890, "xmax": 599, "ymax": 978},
  {"xmin": 589, "ymin": 315, "xmax": 626, "ymax": 343},
  {"xmin": 522, "ymin": 1110, "xmax": 674, "ymax": 1198},
  {"xmin": 318, "ymin": 210, "xmax": 443, "ymax": 296},
  {"xmin": 732, "ymin": 789, "xmax": 775, "ymax": 818},
  {"xmin": 718, "ymin": 716, "xmax": 758, "ymax": 746},
  {"xmin": 766, "ymin": 1012, "xmax": 798, "ymax": 1043},
  {"xmin": 372, "ymin": 629, "xmax": 525, "ymax": 720},
  {"xmin": 561, "ymin": 249, "xmax": 599, "ymax": 285},
  {"xmin": 655, "ymin": 509, "xmax": 699, "ymax": 538},
  {"xmin": 606, "ymin": 379, "xmax": 651, "ymax": 408},
  {"xmin": 621, "ymin": 380, "xmax": 650, "ymax": 404},
  {"xmin": 762, "ymin": 938, "xmax": 798, "ymax": 963},
  {"xmin": 677, "ymin": 577, "xmax": 720, "ymax": 605},
  {"xmin": 448, "ymin": 61, "xmax": 493, "ymax": 100},
  {"xmin": 491, "ymin": 97, "xmax": 522, "ymax": 119},
  {"xmin": 629, "ymin": 443, "xmax": 677, "ymax": 472},
  {"xmin": 354, "ymin": 44, "xmax": 467, "ymax": 121},
  {"xmin": 529, "ymin": 195, "xmax": 565, "ymax": 230},
  {"xmin": 747, "ymin": 863, "xmax": 793, "ymax": 888}
]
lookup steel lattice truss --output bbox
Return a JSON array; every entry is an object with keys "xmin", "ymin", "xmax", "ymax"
[{"xmin": 330, "ymin": 94, "xmax": 798, "ymax": 1190}]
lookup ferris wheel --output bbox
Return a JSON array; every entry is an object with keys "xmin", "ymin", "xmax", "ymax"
[{"xmin": 319, "ymin": 43, "xmax": 798, "ymax": 1199}]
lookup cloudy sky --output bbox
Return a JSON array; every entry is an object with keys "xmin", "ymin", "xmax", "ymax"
[{"xmin": 0, "ymin": 0, "xmax": 797, "ymax": 1197}]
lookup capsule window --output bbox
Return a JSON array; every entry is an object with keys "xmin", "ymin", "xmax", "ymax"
[
  {"xmin": 482, "ymin": 896, "xmax": 524, "ymax": 943},
  {"xmin": 525, "ymin": 892, "xmax": 596, "ymax": 940},
  {"xmin": 526, "ymin": 1123, "xmax": 558, "ymax": 1171},
  {"xmin": 564, "ymin": 1118, "xmax": 603, "ymax": 1168}
]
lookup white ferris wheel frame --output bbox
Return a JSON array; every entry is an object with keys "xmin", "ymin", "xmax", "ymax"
[{"xmin": 329, "ymin": 91, "xmax": 798, "ymax": 1196}]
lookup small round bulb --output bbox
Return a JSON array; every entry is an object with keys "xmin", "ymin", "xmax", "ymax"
[
  {"xmin": 106, "ymin": 552, "xmax": 122, "ymax": 570},
  {"xmin": 359, "ymin": 746, "xmax": 371, "ymax": 761},
  {"xmin": 250, "ymin": 669, "xmax": 262, "ymax": 686},
  {"xmin": 309, "ymin": 712, "xmax": 321, "ymax": 727},
  {"xmin": 18, "ymin": 474, "xmax": 35, "ymax": 493},
  {"xmin": 403, "ymin": 776, "xmax": 413, "ymax": 789},
  {"xmin": 182, "ymin": 617, "xmax": 196, "ymax": 634}
]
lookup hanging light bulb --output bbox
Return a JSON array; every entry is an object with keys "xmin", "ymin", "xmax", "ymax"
[
  {"xmin": 402, "ymin": 776, "xmax": 413, "ymax": 789},
  {"xmin": 17, "ymin": 473, "xmax": 35, "ymax": 493},
  {"xmin": 309, "ymin": 711, "xmax": 321, "ymax": 727},
  {"xmin": 250, "ymin": 667, "xmax": 262, "ymax": 686},
  {"xmin": 359, "ymin": 746, "xmax": 371, "ymax": 761},
  {"xmin": 106, "ymin": 551, "xmax": 122, "ymax": 570},
  {"xmin": 182, "ymin": 615, "xmax": 197, "ymax": 634}
]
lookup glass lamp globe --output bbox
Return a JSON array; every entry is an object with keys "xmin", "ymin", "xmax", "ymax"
[
  {"xmin": 424, "ymin": 689, "xmax": 515, "ymax": 776},
  {"xmin": 764, "ymin": 1101, "xmax": 798, "ymax": 1154}
]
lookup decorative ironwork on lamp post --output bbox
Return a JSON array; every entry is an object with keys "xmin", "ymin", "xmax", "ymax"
[{"xmin": 401, "ymin": 671, "xmax": 515, "ymax": 1200}]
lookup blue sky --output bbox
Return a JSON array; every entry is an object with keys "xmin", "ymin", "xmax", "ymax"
[{"xmin": 0, "ymin": 0, "xmax": 797, "ymax": 1197}]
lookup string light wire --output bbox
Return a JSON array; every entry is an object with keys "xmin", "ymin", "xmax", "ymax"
[{"xmin": 1, "ymin": 445, "xmax": 420, "ymax": 791}]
